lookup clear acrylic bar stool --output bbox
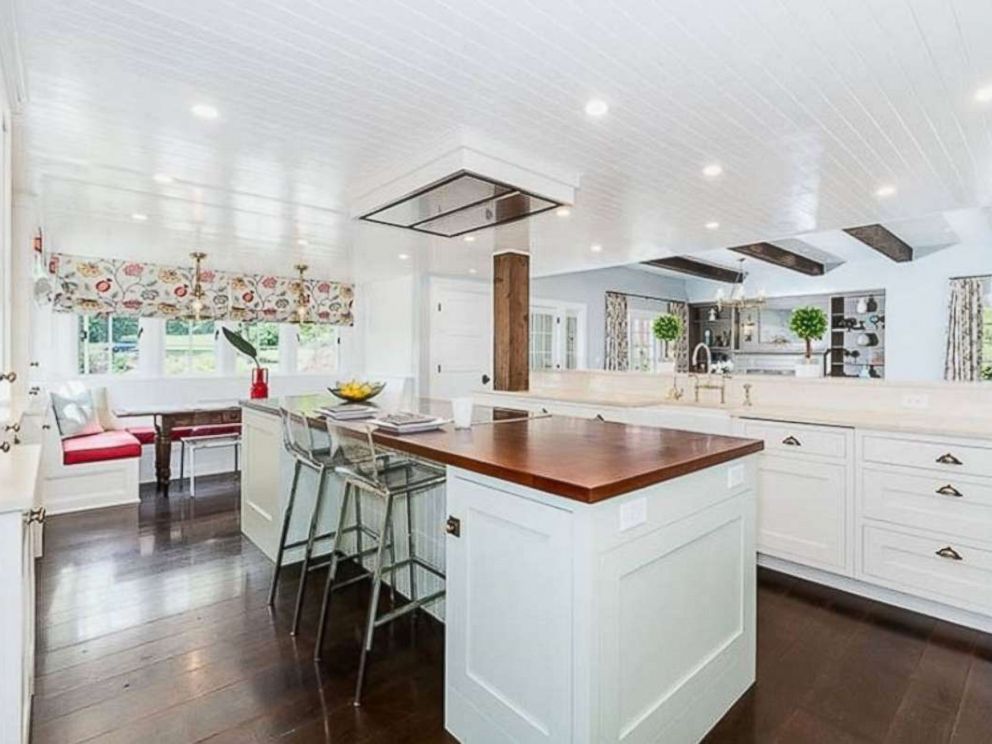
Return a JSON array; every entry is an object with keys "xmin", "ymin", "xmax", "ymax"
[{"xmin": 314, "ymin": 420, "xmax": 447, "ymax": 706}]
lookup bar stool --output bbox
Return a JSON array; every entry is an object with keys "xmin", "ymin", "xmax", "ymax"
[
  {"xmin": 267, "ymin": 409, "xmax": 412, "ymax": 635},
  {"xmin": 314, "ymin": 419, "xmax": 447, "ymax": 706}
]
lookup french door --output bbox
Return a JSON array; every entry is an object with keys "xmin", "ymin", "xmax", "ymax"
[{"xmin": 529, "ymin": 300, "xmax": 586, "ymax": 371}]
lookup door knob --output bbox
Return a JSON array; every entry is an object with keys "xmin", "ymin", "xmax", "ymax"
[
  {"xmin": 481, "ymin": 374, "xmax": 491, "ymax": 385},
  {"xmin": 445, "ymin": 516, "xmax": 461, "ymax": 537}
]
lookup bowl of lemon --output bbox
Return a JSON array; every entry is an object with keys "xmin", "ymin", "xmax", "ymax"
[{"xmin": 328, "ymin": 379, "xmax": 386, "ymax": 403}]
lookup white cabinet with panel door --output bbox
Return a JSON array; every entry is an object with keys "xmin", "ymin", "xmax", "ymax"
[{"xmin": 739, "ymin": 418, "xmax": 854, "ymax": 576}]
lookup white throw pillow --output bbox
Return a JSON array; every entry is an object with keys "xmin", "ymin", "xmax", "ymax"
[
  {"xmin": 51, "ymin": 388, "xmax": 105, "ymax": 440},
  {"xmin": 91, "ymin": 387, "xmax": 126, "ymax": 431}
]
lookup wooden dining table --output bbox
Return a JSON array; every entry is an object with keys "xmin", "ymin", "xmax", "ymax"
[{"xmin": 114, "ymin": 401, "xmax": 243, "ymax": 495}]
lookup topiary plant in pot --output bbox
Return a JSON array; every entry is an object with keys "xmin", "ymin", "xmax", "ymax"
[
  {"xmin": 652, "ymin": 312, "xmax": 685, "ymax": 397},
  {"xmin": 789, "ymin": 306, "xmax": 828, "ymax": 378}
]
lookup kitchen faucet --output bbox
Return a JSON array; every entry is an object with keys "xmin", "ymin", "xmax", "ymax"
[{"xmin": 689, "ymin": 343, "xmax": 729, "ymax": 404}]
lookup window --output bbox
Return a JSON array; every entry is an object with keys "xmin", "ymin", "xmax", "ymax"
[
  {"xmin": 297, "ymin": 324, "xmax": 339, "ymax": 373},
  {"xmin": 236, "ymin": 322, "xmax": 280, "ymax": 372},
  {"xmin": 529, "ymin": 311, "xmax": 555, "ymax": 370},
  {"xmin": 528, "ymin": 300, "xmax": 586, "ymax": 371},
  {"xmin": 628, "ymin": 309, "xmax": 666, "ymax": 373},
  {"xmin": 78, "ymin": 315, "xmax": 139, "ymax": 374},
  {"xmin": 165, "ymin": 319, "xmax": 217, "ymax": 375}
]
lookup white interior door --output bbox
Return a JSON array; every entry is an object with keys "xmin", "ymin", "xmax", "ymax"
[{"xmin": 429, "ymin": 278, "xmax": 491, "ymax": 400}]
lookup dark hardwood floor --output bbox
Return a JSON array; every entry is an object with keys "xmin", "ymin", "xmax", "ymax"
[{"xmin": 33, "ymin": 475, "xmax": 991, "ymax": 743}]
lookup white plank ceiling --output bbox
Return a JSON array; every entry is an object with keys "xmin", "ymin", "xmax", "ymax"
[{"xmin": 11, "ymin": 0, "xmax": 992, "ymax": 279}]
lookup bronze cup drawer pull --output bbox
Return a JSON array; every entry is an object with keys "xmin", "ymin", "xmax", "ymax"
[
  {"xmin": 935, "ymin": 546, "xmax": 963, "ymax": 561},
  {"xmin": 935, "ymin": 484, "xmax": 963, "ymax": 498},
  {"xmin": 781, "ymin": 435, "xmax": 802, "ymax": 447},
  {"xmin": 936, "ymin": 452, "xmax": 963, "ymax": 466}
]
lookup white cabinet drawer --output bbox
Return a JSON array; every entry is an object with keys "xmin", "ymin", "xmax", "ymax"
[
  {"xmin": 862, "ymin": 468, "xmax": 992, "ymax": 544},
  {"xmin": 742, "ymin": 419, "xmax": 848, "ymax": 459},
  {"xmin": 757, "ymin": 454, "xmax": 848, "ymax": 573},
  {"xmin": 861, "ymin": 525, "xmax": 992, "ymax": 615},
  {"xmin": 861, "ymin": 434, "xmax": 992, "ymax": 478}
]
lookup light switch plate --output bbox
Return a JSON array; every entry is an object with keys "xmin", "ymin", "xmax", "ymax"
[
  {"xmin": 619, "ymin": 498, "xmax": 647, "ymax": 532},
  {"xmin": 728, "ymin": 464, "xmax": 745, "ymax": 489}
]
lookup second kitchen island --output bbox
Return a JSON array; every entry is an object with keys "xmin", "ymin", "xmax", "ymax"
[{"xmin": 240, "ymin": 396, "xmax": 763, "ymax": 744}]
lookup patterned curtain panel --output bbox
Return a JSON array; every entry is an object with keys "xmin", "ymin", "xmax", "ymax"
[
  {"xmin": 667, "ymin": 301, "xmax": 690, "ymax": 372},
  {"xmin": 944, "ymin": 277, "xmax": 984, "ymax": 381},
  {"xmin": 604, "ymin": 291, "xmax": 629, "ymax": 371},
  {"xmin": 49, "ymin": 253, "xmax": 355, "ymax": 326}
]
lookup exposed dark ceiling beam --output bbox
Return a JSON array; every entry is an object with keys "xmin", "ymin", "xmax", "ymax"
[
  {"xmin": 642, "ymin": 256, "xmax": 743, "ymax": 284},
  {"xmin": 729, "ymin": 242, "xmax": 825, "ymax": 276},
  {"xmin": 843, "ymin": 224, "xmax": 914, "ymax": 262}
]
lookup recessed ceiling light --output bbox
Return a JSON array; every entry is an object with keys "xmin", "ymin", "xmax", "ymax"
[
  {"xmin": 584, "ymin": 99, "xmax": 609, "ymax": 117},
  {"xmin": 590, "ymin": 243, "xmax": 603, "ymax": 253},
  {"xmin": 131, "ymin": 212, "xmax": 148, "ymax": 221},
  {"xmin": 398, "ymin": 253, "xmax": 410, "ymax": 260},
  {"xmin": 297, "ymin": 239, "xmax": 309, "ymax": 246},
  {"xmin": 152, "ymin": 173, "xmax": 174, "ymax": 184},
  {"xmin": 463, "ymin": 234, "xmax": 476, "ymax": 242},
  {"xmin": 555, "ymin": 207, "xmax": 571, "ymax": 217},
  {"xmin": 702, "ymin": 163, "xmax": 723, "ymax": 178},
  {"xmin": 974, "ymin": 85, "xmax": 992, "ymax": 103},
  {"xmin": 875, "ymin": 184, "xmax": 897, "ymax": 198},
  {"xmin": 468, "ymin": 268, "xmax": 477, "ymax": 274},
  {"xmin": 705, "ymin": 221, "xmax": 720, "ymax": 230},
  {"xmin": 191, "ymin": 103, "xmax": 219, "ymax": 120}
]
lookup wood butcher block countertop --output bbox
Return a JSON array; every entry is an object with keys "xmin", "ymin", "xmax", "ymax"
[{"xmin": 243, "ymin": 395, "xmax": 764, "ymax": 503}]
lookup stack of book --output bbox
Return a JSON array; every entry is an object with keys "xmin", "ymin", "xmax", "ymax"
[
  {"xmin": 371, "ymin": 412, "xmax": 448, "ymax": 434},
  {"xmin": 321, "ymin": 404, "xmax": 379, "ymax": 421}
]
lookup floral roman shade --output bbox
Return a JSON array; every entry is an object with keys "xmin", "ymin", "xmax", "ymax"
[{"xmin": 49, "ymin": 253, "xmax": 354, "ymax": 326}]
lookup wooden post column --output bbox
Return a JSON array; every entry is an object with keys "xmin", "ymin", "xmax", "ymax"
[{"xmin": 493, "ymin": 250, "xmax": 529, "ymax": 391}]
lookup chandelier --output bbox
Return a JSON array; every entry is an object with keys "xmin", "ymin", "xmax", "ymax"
[
  {"xmin": 715, "ymin": 258, "xmax": 766, "ymax": 311},
  {"xmin": 189, "ymin": 251, "xmax": 207, "ymax": 321},
  {"xmin": 293, "ymin": 263, "xmax": 310, "ymax": 323}
]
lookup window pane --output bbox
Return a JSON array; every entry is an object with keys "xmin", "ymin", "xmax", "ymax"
[
  {"xmin": 237, "ymin": 322, "xmax": 280, "ymax": 373},
  {"xmin": 79, "ymin": 315, "xmax": 134, "ymax": 375},
  {"xmin": 297, "ymin": 324, "xmax": 338, "ymax": 373},
  {"xmin": 165, "ymin": 319, "xmax": 217, "ymax": 375},
  {"xmin": 529, "ymin": 312, "xmax": 554, "ymax": 370},
  {"xmin": 565, "ymin": 315, "xmax": 577, "ymax": 370},
  {"xmin": 983, "ymin": 306, "xmax": 991, "ymax": 381}
]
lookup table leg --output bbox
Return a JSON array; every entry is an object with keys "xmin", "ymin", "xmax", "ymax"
[{"xmin": 155, "ymin": 417, "xmax": 174, "ymax": 495}]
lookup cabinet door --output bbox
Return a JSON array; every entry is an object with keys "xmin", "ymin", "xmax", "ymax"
[
  {"xmin": 20, "ymin": 515, "xmax": 34, "ymax": 744},
  {"xmin": 757, "ymin": 454, "xmax": 848, "ymax": 573},
  {"xmin": 445, "ymin": 474, "xmax": 573, "ymax": 744},
  {"xmin": 240, "ymin": 411, "xmax": 284, "ymax": 560}
]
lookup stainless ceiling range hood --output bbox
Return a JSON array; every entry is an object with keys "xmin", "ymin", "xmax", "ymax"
[{"xmin": 358, "ymin": 170, "xmax": 562, "ymax": 238}]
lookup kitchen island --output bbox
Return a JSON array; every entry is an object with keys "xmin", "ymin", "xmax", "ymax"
[{"xmin": 240, "ymin": 395, "xmax": 763, "ymax": 744}]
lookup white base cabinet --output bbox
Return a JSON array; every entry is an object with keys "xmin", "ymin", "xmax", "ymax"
[
  {"xmin": 0, "ymin": 444, "xmax": 43, "ymax": 744},
  {"xmin": 445, "ymin": 459, "xmax": 757, "ymax": 744}
]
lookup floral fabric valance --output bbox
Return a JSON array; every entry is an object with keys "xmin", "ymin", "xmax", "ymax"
[{"xmin": 49, "ymin": 253, "xmax": 354, "ymax": 326}]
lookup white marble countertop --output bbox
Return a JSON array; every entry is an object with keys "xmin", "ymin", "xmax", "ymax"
[
  {"xmin": 0, "ymin": 444, "xmax": 42, "ymax": 515},
  {"xmin": 478, "ymin": 389, "xmax": 992, "ymax": 440}
]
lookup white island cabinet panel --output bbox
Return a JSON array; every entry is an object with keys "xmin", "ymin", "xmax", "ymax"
[
  {"xmin": 445, "ymin": 474, "xmax": 574, "ymax": 743},
  {"xmin": 445, "ymin": 458, "xmax": 757, "ymax": 744}
]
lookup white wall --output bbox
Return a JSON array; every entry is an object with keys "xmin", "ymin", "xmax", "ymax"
[
  {"xmin": 685, "ymin": 239, "xmax": 991, "ymax": 381},
  {"xmin": 532, "ymin": 266, "xmax": 688, "ymax": 369}
]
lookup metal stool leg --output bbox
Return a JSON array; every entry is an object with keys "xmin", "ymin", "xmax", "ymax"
[
  {"xmin": 354, "ymin": 490, "xmax": 364, "ymax": 570},
  {"xmin": 405, "ymin": 489, "xmax": 417, "ymax": 605},
  {"xmin": 267, "ymin": 459, "xmax": 302, "ymax": 607},
  {"xmin": 190, "ymin": 445, "xmax": 197, "ymax": 497},
  {"xmin": 234, "ymin": 441, "xmax": 239, "ymax": 472},
  {"xmin": 354, "ymin": 491, "xmax": 395, "ymax": 707},
  {"xmin": 315, "ymin": 482, "xmax": 352, "ymax": 660},
  {"xmin": 291, "ymin": 464, "xmax": 329, "ymax": 636}
]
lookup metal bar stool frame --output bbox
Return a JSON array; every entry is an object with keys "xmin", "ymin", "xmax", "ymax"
[
  {"xmin": 267, "ymin": 409, "xmax": 412, "ymax": 636},
  {"xmin": 313, "ymin": 421, "xmax": 446, "ymax": 706}
]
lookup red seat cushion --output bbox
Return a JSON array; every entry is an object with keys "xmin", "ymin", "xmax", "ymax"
[
  {"xmin": 126, "ymin": 426, "xmax": 157, "ymax": 445},
  {"xmin": 63, "ymin": 431, "xmax": 142, "ymax": 466},
  {"xmin": 189, "ymin": 424, "xmax": 242, "ymax": 438}
]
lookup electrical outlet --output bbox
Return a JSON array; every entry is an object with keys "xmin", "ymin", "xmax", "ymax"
[{"xmin": 901, "ymin": 394, "xmax": 929, "ymax": 410}]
